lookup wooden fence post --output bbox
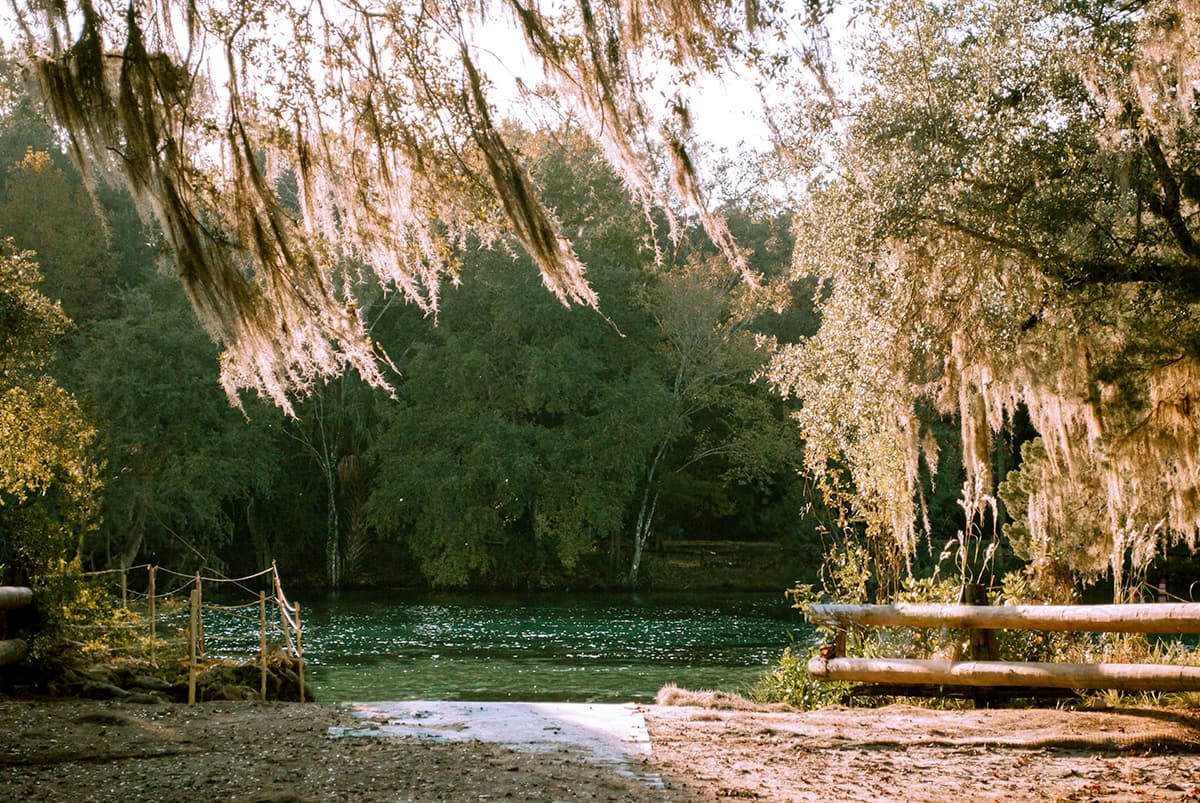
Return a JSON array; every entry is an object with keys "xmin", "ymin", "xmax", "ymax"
[
  {"xmin": 961, "ymin": 583, "xmax": 999, "ymax": 707},
  {"xmin": 148, "ymin": 565, "xmax": 157, "ymax": 664},
  {"xmin": 273, "ymin": 569, "xmax": 294, "ymax": 654},
  {"xmin": 120, "ymin": 567, "xmax": 127, "ymax": 609},
  {"xmin": 188, "ymin": 588, "xmax": 199, "ymax": 705},
  {"xmin": 195, "ymin": 572, "xmax": 205, "ymax": 659},
  {"xmin": 260, "ymin": 591, "xmax": 268, "ymax": 701},
  {"xmin": 294, "ymin": 601, "xmax": 305, "ymax": 703}
]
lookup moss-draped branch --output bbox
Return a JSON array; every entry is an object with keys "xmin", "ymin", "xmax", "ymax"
[{"xmin": 10, "ymin": 0, "xmax": 774, "ymax": 409}]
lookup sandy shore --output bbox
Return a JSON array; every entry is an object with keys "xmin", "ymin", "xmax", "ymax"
[{"xmin": 1, "ymin": 698, "xmax": 1199, "ymax": 801}]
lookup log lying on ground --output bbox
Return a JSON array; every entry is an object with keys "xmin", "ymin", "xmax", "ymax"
[
  {"xmin": 806, "ymin": 603, "xmax": 1200, "ymax": 633},
  {"xmin": 0, "ymin": 586, "xmax": 33, "ymax": 610},
  {"xmin": 808, "ymin": 656, "xmax": 1200, "ymax": 692},
  {"xmin": 0, "ymin": 638, "xmax": 29, "ymax": 667}
]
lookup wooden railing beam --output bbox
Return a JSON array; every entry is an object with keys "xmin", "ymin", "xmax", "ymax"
[
  {"xmin": 0, "ymin": 638, "xmax": 28, "ymax": 667},
  {"xmin": 808, "ymin": 656, "xmax": 1200, "ymax": 692},
  {"xmin": 806, "ymin": 602, "xmax": 1200, "ymax": 633},
  {"xmin": 0, "ymin": 586, "xmax": 33, "ymax": 610}
]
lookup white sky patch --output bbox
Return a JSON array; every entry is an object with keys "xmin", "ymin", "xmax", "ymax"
[{"xmin": 464, "ymin": 9, "xmax": 778, "ymax": 154}]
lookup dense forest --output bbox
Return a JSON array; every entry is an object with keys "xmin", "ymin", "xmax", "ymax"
[
  {"xmin": 0, "ymin": 53, "xmax": 824, "ymax": 592},
  {"xmin": 3, "ymin": 0, "xmax": 1200, "ymax": 610}
]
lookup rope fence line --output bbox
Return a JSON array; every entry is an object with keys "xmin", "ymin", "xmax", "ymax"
[
  {"xmin": 152, "ymin": 565, "xmax": 277, "ymax": 583},
  {"xmin": 79, "ymin": 561, "xmax": 306, "ymax": 704},
  {"xmin": 204, "ymin": 600, "xmax": 269, "ymax": 612},
  {"xmin": 81, "ymin": 563, "xmax": 153, "ymax": 577}
]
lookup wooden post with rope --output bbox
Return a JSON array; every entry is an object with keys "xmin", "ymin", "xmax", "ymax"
[
  {"xmin": 260, "ymin": 591, "xmax": 268, "ymax": 701},
  {"xmin": 148, "ymin": 565, "xmax": 157, "ymax": 664},
  {"xmin": 195, "ymin": 572, "xmax": 205, "ymax": 659},
  {"xmin": 272, "ymin": 563, "xmax": 296, "ymax": 654},
  {"xmin": 294, "ymin": 601, "xmax": 305, "ymax": 702},
  {"xmin": 187, "ymin": 588, "xmax": 199, "ymax": 705}
]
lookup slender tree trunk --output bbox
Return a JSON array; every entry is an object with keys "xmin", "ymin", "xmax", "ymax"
[
  {"xmin": 628, "ymin": 489, "xmax": 658, "ymax": 588},
  {"xmin": 337, "ymin": 455, "xmax": 371, "ymax": 584},
  {"xmin": 283, "ymin": 391, "xmax": 345, "ymax": 591},
  {"xmin": 325, "ymin": 462, "xmax": 341, "ymax": 590},
  {"xmin": 628, "ymin": 437, "xmax": 668, "ymax": 588},
  {"xmin": 117, "ymin": 498, "xmax": 148, "ymax": 572}
]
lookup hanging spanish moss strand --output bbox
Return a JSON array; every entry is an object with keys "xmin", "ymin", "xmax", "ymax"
[{"xmin": 10, "ymin": 0, "xmax": 778, "ymax": 407}]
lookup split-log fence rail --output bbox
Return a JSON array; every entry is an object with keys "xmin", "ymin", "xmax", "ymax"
[
  {"xmin": 807, "ymin": 593, "xmax": 1200, "ymax": 702},
  {"xmin": 0, "ymin": 562, "xmax": 305, "ymax": 704},
  {"xmin": 0, "ymin": 584, "xmax": 33, "ymax": 667}
]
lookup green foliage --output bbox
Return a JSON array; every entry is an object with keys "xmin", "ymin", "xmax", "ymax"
[
  {"xmin": 766, "ymin": 0, "xmax": 1200, "ymax": 596},
  {"xmin": 71, "ymin": 275, "xmax": 283, "ymax": 572},
  {"xmin": 748, "ymin": 644, "xmax": 850, "ymax": 710},
  {"xmin": 0, "ymin": 244, "xmax": 102, "ymax": 658},
  {"xmin": 0, "ymin": 70, "xmax": 810, "ymax": 594},
  {"xmin": 998, "ymin": 438, "xmax": 1111, "ymax": 581},
  {"xmin": 28, "ymin": 574, "xmax": 143, "ymax": 663},
  {"xmin": 0, "ymin": 244, "xmax": 98, "ymax": 537},
  {"xmin": 366, "ymin": 132, "xmax": 811, "ymax": 589},
  {"xmin": 0, "ymin": 47, "xmax": 60, "ymax": 175},
  {"xmin": 0, "ymin": 149, "xmax": 114, "ymax": 322},
  {"xmin": 818, "ymin": 539, "xmax": 872, "ymax": 605},
  {"xmin": 367, "ymin": 247, "xmax": 661, "ymax": 588}
]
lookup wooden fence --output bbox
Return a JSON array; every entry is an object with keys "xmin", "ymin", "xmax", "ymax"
[
  {"xmin": 806, "ymin": 597, "xmax": 1200, "ymax": 698},
  {"xmin": 80, "ymin": 561, "xmax": 305, "ymax": 703},
  {"xmin": 0, "ymin": 585, "xmax": 33, "ymax": 667}
]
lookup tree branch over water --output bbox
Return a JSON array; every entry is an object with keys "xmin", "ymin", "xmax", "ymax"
[{"xmin": 8, "ymin": 0, "xmax": 783, "ymax": 409}]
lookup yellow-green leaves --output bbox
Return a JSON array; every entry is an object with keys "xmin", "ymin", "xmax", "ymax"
[
  {"xmin": 0, "ymin": 244, "xmax": 99, "ymax": 581},
  {"xmin": 0, "ymin": 378, "xmax": 94, "ymax": 505}
]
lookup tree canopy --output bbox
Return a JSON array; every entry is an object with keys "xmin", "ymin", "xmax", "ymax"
[
  {"xmin": 6, "ymin": 0, "xmax": 1200, "ymax": 598},
  {"xmin": 6, "ymin": 0, "xmax": 798, "ymax": 408},
  {"xmin": 366, "ymin": 130, "xmax": 809, "ymax": 589},
  {"xmin": 0, "ymin": 58, "xmax": 811, "ymax": 591},
  {"xmin": 0, "ymin": 242, "xmax": 98, "ymax": 581},
  {"xmin": 766, "ymin": 0, "xmax": 1200, "ymax": 596}
]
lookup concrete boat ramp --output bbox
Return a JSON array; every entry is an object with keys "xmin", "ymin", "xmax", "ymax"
[{"xmin": 329, "ymin": 701, "xmax": 662, "ymax": 787}]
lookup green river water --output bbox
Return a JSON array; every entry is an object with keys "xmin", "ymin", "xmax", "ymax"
[{"xmin": 203, "ymin": 591, "xmax": 810, "ymax": 702}]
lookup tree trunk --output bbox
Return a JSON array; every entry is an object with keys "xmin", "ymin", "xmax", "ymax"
[
  {"xmin": 116, "ymin": 499, "xmax": 147, "ymax": 573},
  {"xmin": 245, "ymin": 499, "xmax": 271, "ymax": 570},
  {"xmin": 628, "ymin": 433, "xmax": 669, "ymax": 589},
  {"xmin": 325, "ymin": 462, "xmax": 341, "ymax": 590},
  {"xmin": 337, "ymin": 455, "xmax": 370, "ymax": 584},
  {"xmin": 628, "ymin": 490, "xmax": 658, "ymax": 588}
]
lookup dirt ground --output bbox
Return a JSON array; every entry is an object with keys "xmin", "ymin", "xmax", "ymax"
[{"xmin": 2, "ymin": 698, "xmax": 1200, "ymax": 802}]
